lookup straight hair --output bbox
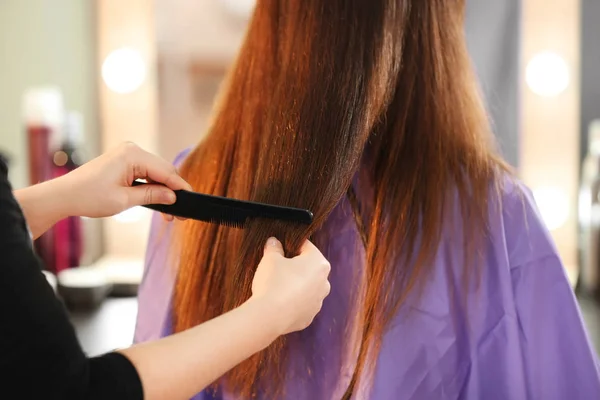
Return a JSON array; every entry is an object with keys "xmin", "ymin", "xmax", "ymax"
[{"xmin": 172, "ymin": 0, "xmax": 505, "ymax": 397}]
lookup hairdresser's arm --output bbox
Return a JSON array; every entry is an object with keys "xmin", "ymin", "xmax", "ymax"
[
  {"xmin": 14, "ymin": 142, "xmax": 190, "ymax": 239},
  {"xmin": 125, "ymin": 300, "xmax": 276, "ymax": 399},
  {"xmin": 122, "ymin": 239, "xmax": 329, "ymax": 400},
  {"xmin": 1, "ymin": 154, "xmax": 330, "ymax": 399}
]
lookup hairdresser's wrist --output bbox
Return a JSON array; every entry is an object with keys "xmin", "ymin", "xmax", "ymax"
[
  {"xmin": 244, "ymin": 295, "xmax": 287, "ymax": 340},
  {"xmin": 48, "ymin": 167, "xmax": 115, "ymax": 219},
  {"xmin": 14, "ymin": 178, "xmax": 71, "ymax": 239},
  {"xmin": 48, "ymin": 174, "xmax": 84, "ymax": 217}
]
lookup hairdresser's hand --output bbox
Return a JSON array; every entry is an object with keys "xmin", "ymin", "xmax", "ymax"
[
  {"xmin": 15, "ymin": 142, "xmax": 191, "ymax": 239},
  {"xmin": 251, "ymin": 238, "xmax": 331, "ymax": 335},
  {"xmin": 59, "ymin": 141, "xmax": 192, "ymax": 219}
]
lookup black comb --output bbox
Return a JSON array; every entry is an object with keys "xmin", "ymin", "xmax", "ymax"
[{"xmin": 131, "ymin": 180, "xmax": 313, "ymax": 228}]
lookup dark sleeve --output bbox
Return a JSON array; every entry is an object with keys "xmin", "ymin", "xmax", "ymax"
[{"xmin": 0, "ymin": 160, "xmax": 143, "ymax": 400}]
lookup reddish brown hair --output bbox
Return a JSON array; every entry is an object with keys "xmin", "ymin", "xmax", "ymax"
[{"xmin": 173, "ymin": 0, "xmax": 504, "ymax": 397}]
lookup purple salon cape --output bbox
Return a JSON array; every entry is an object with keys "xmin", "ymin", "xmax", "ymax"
[{"xmin": 134, "ymin": 150, "xmax": 600, "ymax": 399}]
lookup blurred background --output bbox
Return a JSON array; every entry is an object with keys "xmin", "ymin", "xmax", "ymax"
[{"xmin": 1, "ymin": 0, "xmax": 599, "ymax": 356}]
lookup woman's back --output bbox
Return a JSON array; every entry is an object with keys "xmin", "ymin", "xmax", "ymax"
[{"xmin": 135, "ymin": 155, "xmax": 600, "ymax": 399}]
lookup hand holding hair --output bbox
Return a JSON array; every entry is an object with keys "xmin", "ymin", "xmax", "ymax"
[
  {"xmin": 121, "ymin": 237, "xmax": 331, "ymax": 399},
  {"xmin": 251, "ymin": 237, "xmax": 332, "ymax": 334}
]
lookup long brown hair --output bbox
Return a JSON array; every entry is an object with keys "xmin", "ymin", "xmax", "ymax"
[{"xmin": 173, "ymin": 0, "xmax": 504, "ymax": 397}]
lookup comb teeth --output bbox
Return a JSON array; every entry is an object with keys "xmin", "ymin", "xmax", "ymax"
[{"xmin": 205, "ymin": 205, "xmax": 248, "ymax": 229}]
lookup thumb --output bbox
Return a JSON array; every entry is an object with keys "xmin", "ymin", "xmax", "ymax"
[
  {"xmin": 264, "ymin": 237, "xmax": 284, "ymax": 257},
  {"xmin": 128, "ymin": 184, "xmax": 177, "ymax": 207}
]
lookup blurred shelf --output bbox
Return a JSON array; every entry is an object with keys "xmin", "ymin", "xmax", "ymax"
[
  {"xmin": 92, "ymin": 255, "xmax": 144, "ymax": 286},
  {"xmin": 69, "ymin": 297, "xmax": 138, "ymax": 356},
  {"xmin": 65, "ymin": 256, "xmax": 143, "ymax": 355}
]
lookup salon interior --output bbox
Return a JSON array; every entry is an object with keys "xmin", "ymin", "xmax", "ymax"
[{"xmin": 0, "ymin": 0, "xmax": 599, "ymax": 359}]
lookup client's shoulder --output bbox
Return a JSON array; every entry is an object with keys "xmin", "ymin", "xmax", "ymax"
[{"xmin": 491, "ymin": 173, "xmax": 559, "ymax": 268}]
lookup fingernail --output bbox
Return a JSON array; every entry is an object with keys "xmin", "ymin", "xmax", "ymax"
[
  {"xmin": 267, "ymin": 237, "xmax": 279, "ymax": 247},
  {"xmin": 164, "ymin": 192, "xmax": 176, "ymax": 204}
]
